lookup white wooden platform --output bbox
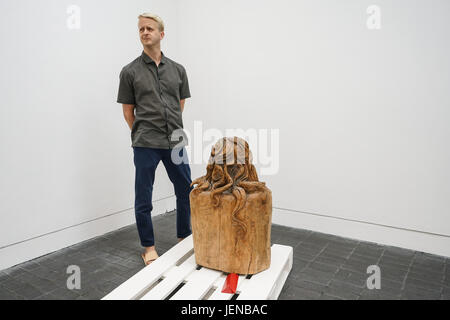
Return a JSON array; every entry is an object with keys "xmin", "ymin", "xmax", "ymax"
[{"xmin": 102, "ymin": 235, "xmax": 293, "ymax": 300}]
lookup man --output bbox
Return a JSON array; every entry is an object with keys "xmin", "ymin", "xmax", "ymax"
[{"xmin": 117, "ymin": 13, "xmax": 193, "ymax": 266}]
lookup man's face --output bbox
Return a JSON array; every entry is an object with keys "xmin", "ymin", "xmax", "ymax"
[{"xmin": 138, "ymin": 18, "xmax": 164, "ymax": 47}]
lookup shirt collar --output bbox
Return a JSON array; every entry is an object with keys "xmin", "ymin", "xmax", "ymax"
[{"xmin": 142, "ymin": 50, "xmax": 167, "ymax": 65}]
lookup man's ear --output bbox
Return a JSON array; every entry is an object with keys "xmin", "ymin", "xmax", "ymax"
[{"xmin": 160, "ymin": 31, "xmax": 165, "ymax": 40}]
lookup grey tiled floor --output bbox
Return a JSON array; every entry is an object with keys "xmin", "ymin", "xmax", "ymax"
[{"xmin": 0, "ymin": 210, "xmax": 449, "ymax": 300}]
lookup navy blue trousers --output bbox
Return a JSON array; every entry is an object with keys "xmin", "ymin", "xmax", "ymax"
[{"xmin": 133, "ymin": 146, "xmax": 193, "ymax": 247}]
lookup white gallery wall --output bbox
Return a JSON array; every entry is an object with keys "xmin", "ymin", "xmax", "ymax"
[
  {"xmin": 1, "ymin": 0, "xmax": 449, "ymax": 270},
  {"xmin": 178, "ymin": 0, "xmax": 450, "ymax": 257},
  {"xmin": 0, "ymin": 0, "xmax": 180, "ymax": 270}
]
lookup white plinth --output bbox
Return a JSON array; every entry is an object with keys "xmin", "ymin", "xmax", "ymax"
[{"xmin": 102, "ymin": 235, "xmax": 293, "ymax": 300}]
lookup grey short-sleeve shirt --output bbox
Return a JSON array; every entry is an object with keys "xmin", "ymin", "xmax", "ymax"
[{"xmin": 117, "ymin": 51, "xmax": 191, "ymax": 149}]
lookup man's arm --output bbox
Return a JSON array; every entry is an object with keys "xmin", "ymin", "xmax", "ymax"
[
  {"xmin": 122, "ymin": 104, "xmax": 135, "ymax": 130},
  {"xmin": 180, "ymin": 99, "xmax": 187, "ymax": 112}
]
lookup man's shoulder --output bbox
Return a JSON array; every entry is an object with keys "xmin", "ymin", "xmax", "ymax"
[
  {"xmin": 164, "ymin": 56, "xmax": 186, "ymax": 72},
  {"xmin": 120, "ymin": 55, "xmax": 143, "ymax": 75}
]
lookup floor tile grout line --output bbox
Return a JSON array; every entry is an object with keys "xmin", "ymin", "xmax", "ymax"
[
  {"xmin": 299, "ymin": 240, "xmax": 365, "ymax": 299},
  {"xmin": 331, "ymin": 240, "xmax": 353, "ymax": 280},
  {"xmin": 293, "ymin": 240, "xmax": 332, "ymax": 299},
  {"xmin": 341, "ymin": 241, "xmax": 366, "ymax": 299},
  {"xmin": 440, "ymin": 262, "xmax": 447, "ymax": 299},
  {"xmin": 371, "ymin": 247, "xmax": 404, "ymax": 299},
  {"xmin": 400, "ymin": 252, "xmax": 418, "ymax": 293}
]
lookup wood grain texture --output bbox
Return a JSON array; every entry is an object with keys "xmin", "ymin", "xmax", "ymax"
[{"xmin": 190, "ymin": 137, "xmax": 272, "ymax": 275}]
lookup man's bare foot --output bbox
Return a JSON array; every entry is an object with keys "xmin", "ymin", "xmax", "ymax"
[
  {"xmin": 144, "ymin": 246, "xmax": 156, "ymax": 254},
  {"xmin": 141, "ymin": 247, "xmax": 159, "ymax": 266}
]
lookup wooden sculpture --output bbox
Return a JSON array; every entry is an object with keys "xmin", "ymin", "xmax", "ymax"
[{"xmin": 190, "ymin": 137, "xmax": 272, "ymax": 275}]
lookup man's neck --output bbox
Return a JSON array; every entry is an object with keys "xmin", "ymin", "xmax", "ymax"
[{"xmin": 143, "ymin": 46, "xmax": 162, "ymax": 65}]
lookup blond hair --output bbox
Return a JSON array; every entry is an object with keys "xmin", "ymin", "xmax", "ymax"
[{"xmin": 138, "ymin": 13, "xmax": 164, "ymax": 31}]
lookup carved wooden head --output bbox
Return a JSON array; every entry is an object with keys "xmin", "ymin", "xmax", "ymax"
[{"xmin": 191, "ymin": 137, "xmax": 269, "ymax": 238}]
